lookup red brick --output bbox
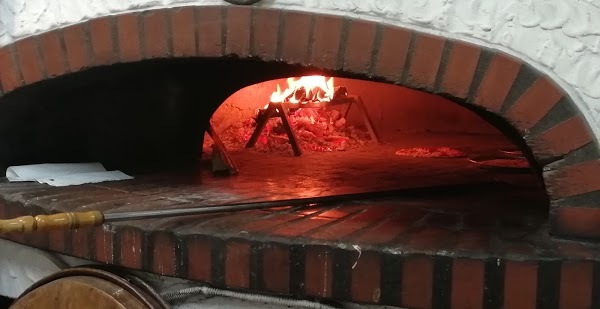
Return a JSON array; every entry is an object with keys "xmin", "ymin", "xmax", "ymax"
[
  {"xmin": 192, "ymin": 211, "xmax": 265, "ymax": 234},
  {"xmin": 401, "ymin": 256, "xmax": 433, "ymax": 309},
  {"xmin": 0, "ymin": 47, "xmax": 23, "ymax": 92},
  {"xmin": 171, "ymin": 7, "xmax": 196, "ymax": 57},
  {"xmin": 242, "ymin": 213, "xmax": 302, "ymax": 233},
  {"xmin": 373, "ymin": 27, "xmax": 411, "ymax": 82},
  {"xmin": 503, "ymin": 240, "xmax": 540, "ymax": 257},
  {"xmin": 89, "ymin": 17, "xmax": 116, "ymax": 65},
  {"xmin": 186, "ymin": 237, "xmax": 212, "ymax": 281},
  {"xmin": 143, "ymin": 10, "xmax": 169, "ymax": 59},
  {"xmin": 473, "ymin": 53, "xmax": 521, "ymax": 112},
  {"xmin": 556, "ymin": 242, "xmax": 594, "ymax": 259},
  {"xmin": 119, "ymin": 228, "xmax": 144, "ymax": 269},
  {"xmin": 49, "ymin": 230, "xmax": 67, "ymax": 252},
  {"xmin": 94, "ymin": 226, "xmax": 113, "ymax": 263},
  {"xmin": 117, "ymin": 14, "xmax": 142, "ymax": 62},
  {"xmin": 226, "ymin": 6, "xmax": 251, "ymax": 57},
  {"xmin": 26, "ymin": 232, "xmax": 49, "ymax": 249},
  {"xmin": 351, "ymin": 252, "xmax": 381, "ymax": 303},
  {"xmin": 62, "ymin": 24, "xmax": 91, "ymax": 72},
  {"xmin": 454, "ymin": 230, "xmax": 490, "ymax": 252},
  {"xmin": 310, "ymin": 15, "xmax": 343, "ymax": 70},
  {"xmin": 559, "ymin": 261, "xmax": 593, "ymax": 309},
  {"xmin": 305, "ymin": 246, "xmax": 333, "ymax": 298},
  {"xmin": 273, "ymin": 206, "xmax": 363, "ymax": 237},
  {"xmin": 552, "ymin": 207, "xmax": 600, "ymax": 239},
  {"xmin": 152, "ymin": 232, "xmax": 177, "ymax": 276},
  {"xmin": 311, "ymin": 205, "xmax": 395, "ymax": 240},
  {"xmin": 0, "ymin": 202, "xmax": 7, "ymax": 219},
  {"xmin": 225, "ymin": 241, "xmax": 250, "ymax": 288},
  {"xmin": 262, "ymin": 245, "xmax": 290, "ymax": 294},
  {"xmin": 281, "ymin": 11, "xmax": 312, "ymax": 64},
  {"xmin": 439, "ymin": 42, "xmax": 481, "ymax": 98},
  {"xmin": 252, "ymin": 8, "xmax": 279, "ymax": 60},
  {"xmin": 15, "ymin": 38, "xmax": 44, "ymax": 84},
  {"xmin": 546, "ymin": 160, "xmax": 600, "ymax": 199},
  {"xmin": 39, "ymin": 31, "xmax": 67, "ymax": 77},
  {"xmin": 6, "ymin": 233, "xmax": 24, "ymax": 244},
  {"xmin": 71, "ymin": 228, "xmax": 91, "ymax": 258},
  {"xmin": 405, "ymin": 227, "xmax": 454, "ymax": 251},
  {"xmin": 353, "ymin": 210, "xmax": 425, "ymax": 244},
  {"xmin": 451, "ymin": 259, "xmax": 484, "ymax": 309},
  {"xmin": 530, "ymin": 116, "xmax": 592, "ymax": 158},
  {"xmin": 343, "ymin": 20, "xmax": 376, "ymax": 73},
  {"xmin": 407, "ymin": 34, "xmax": 446, "ymax": 89},
  {"xmin": 196, "ymin": 7, "xmax": 223, "ymax": 57},
  {"xmin": 505, "ymin": 77, "xmax": 563, "ymax": 132},
  {"xmin": 504, "ymin": 261, "xmax": 538, "ymax": 309}
]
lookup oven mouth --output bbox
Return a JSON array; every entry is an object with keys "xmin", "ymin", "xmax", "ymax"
[
  {"xmin": 0, "ymin": 57, "xmax": 551, "ymax": 262},
  {"xmin": 0, "ymin": 56, "xmax": 548, "ymax": 205}
]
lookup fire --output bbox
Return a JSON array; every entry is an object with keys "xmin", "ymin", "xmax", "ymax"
[{"xmin": 269, "ymin": 76, "xmax": 335, "ymax": 104}]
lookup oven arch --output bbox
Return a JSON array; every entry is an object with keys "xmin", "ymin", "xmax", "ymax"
[{"xmin": 0, "ymin": 5, "xmax": 598, "ymax": 240}]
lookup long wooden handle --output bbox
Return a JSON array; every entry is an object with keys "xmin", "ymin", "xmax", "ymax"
[{"xmin": 0, "ymin": 211, "xmax": 104, "ymax": 233}]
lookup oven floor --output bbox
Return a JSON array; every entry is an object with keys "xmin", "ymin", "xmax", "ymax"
[{"xmin": 0, "ymin": 134, "xmax": 594, "ymax": 307}]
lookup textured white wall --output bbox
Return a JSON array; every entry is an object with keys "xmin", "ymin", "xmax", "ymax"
[{"xmin": 1, "ymin": 0, "xmax": 599, "ymax": 140}]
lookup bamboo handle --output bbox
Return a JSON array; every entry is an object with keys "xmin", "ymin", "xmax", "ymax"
[{"xmin": 0, "ymin": 211, "xmax": 104, "ymax": 233}]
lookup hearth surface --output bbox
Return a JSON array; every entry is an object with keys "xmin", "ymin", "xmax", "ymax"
[
  {"xmin": 3, "ymin": 134, "xmax": 590, "ymax": 307},
  {"xmin": 0, "ymin": 133, "xmax": 555, "ymax": 260},
  {"xmin": 2, "ymin": 134, "xmax": 536, "ymax": 216},
  {"xmin": 0, "ymin": 167, "xmax": 556, "ymax": 259}
]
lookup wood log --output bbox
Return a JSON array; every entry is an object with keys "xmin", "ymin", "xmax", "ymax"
[
  {"xmin": 274, "ymin": 102, "xmax": 303, "ymax": 156},
  {"xmin": 245, "ymin": 104, "xmax": 277, "ymax": 148},
  {"xmin": 353, "ymin": 96, "xmax": 381, "ymax": 143},
  {"xmin": 208, "ymin": 124, "xmax": 239, "ymax": 176},
  {"xmin": 246, "ymin": 94, "xmax": 379, "ymax": 156}
]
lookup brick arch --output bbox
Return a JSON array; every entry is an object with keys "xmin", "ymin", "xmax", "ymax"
[{"xmin": 0, "ymin": 6, "xmax": 598, "ymax": 240}]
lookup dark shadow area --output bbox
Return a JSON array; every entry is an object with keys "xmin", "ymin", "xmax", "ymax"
[
  {"xmin": 0, "ymin": 296, "xmax": 12, "ymax": 308},
  {"xmin": 0, "ymin": 58, "xmax": 318, "ymax": 174}
]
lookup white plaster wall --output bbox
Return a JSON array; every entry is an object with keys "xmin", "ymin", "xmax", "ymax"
[{"xmin": 1, "ymin": 0, "xmax": 599, "ymax": 142}]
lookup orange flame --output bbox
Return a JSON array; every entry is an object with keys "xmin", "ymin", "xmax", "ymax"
[{"xmin": 270, "ymin": 76, "xmax": 335, "ymax": 104}]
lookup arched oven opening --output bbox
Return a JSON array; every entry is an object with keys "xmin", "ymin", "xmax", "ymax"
[
  {"xmin": 0, "ymin": 56, "xmax": 558, "ymax": 307},
  {"xmin": 0, "ymin": 56, "xmax": 547, "ymax": 203},
  {"xmin": 205, "ymin": 68, "xmax": 548, "ymax": 211}
]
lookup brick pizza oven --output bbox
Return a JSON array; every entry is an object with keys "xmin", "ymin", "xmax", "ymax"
[{"xmin": 0, "ymin": 0, "xmax": 600, "ymax": 308}]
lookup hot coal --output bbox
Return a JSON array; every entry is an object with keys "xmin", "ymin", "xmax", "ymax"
[
  {"xmin": 394, "ymin": 147, "xmax": 466, "ymax": 158},
  {"xmin": 205, "ymin": 107, "xmax": 372, "ymax": 155}
]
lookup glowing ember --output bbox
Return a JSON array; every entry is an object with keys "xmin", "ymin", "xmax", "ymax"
[
  {"xmin": 269, "ymin": 75, "xmax": 335, "ymax": 104},
  {"xmin": 395, "ymin": 147, "xmax": 466, "ymax": 158},
  {"xmin": 205, "ymin": 75, "xmax": 372, "ymax": 155},
  {"xmin": 470, "ymin": 158, "xmax": 529, "ymax": 169},
  {"xmin": 212, "ymin": 108, "xmax": 371, "ymax": 154}
]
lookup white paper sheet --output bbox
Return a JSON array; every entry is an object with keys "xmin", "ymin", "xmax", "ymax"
[
  {"xmin": 37, "ymin": 171, "xmax": 133, "ymax": 187},
  {"xmin": 5, "ymin": 163, "xmax": 133, "ymax": 186},
  {"xmin": 6, "ymin": 163, "xmax": 106, "ymax": 182}
]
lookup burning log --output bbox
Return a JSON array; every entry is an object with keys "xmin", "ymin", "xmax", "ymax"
[
  {"xmin": 246, "ymin": 102, "xmax": 303, "ymax": 156},
  {"xmin": 245, "ymin": 76, "xmax": 380, "ymax": 156},
  {"xmin": 293, "ymin": 86, "xmax": 306, "ymax": 102},
  {"xmin": 334, "ymin": 86, "xmax": 348, "ymax": 99},
  {"xmin": 207, "ymin": 124, "xmax": 239, "ymax": 176}
]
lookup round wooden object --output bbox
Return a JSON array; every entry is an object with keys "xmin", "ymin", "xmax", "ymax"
[{"xmin": 10, "ymin": 276, "xmax": 149, "ymax": 309}]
